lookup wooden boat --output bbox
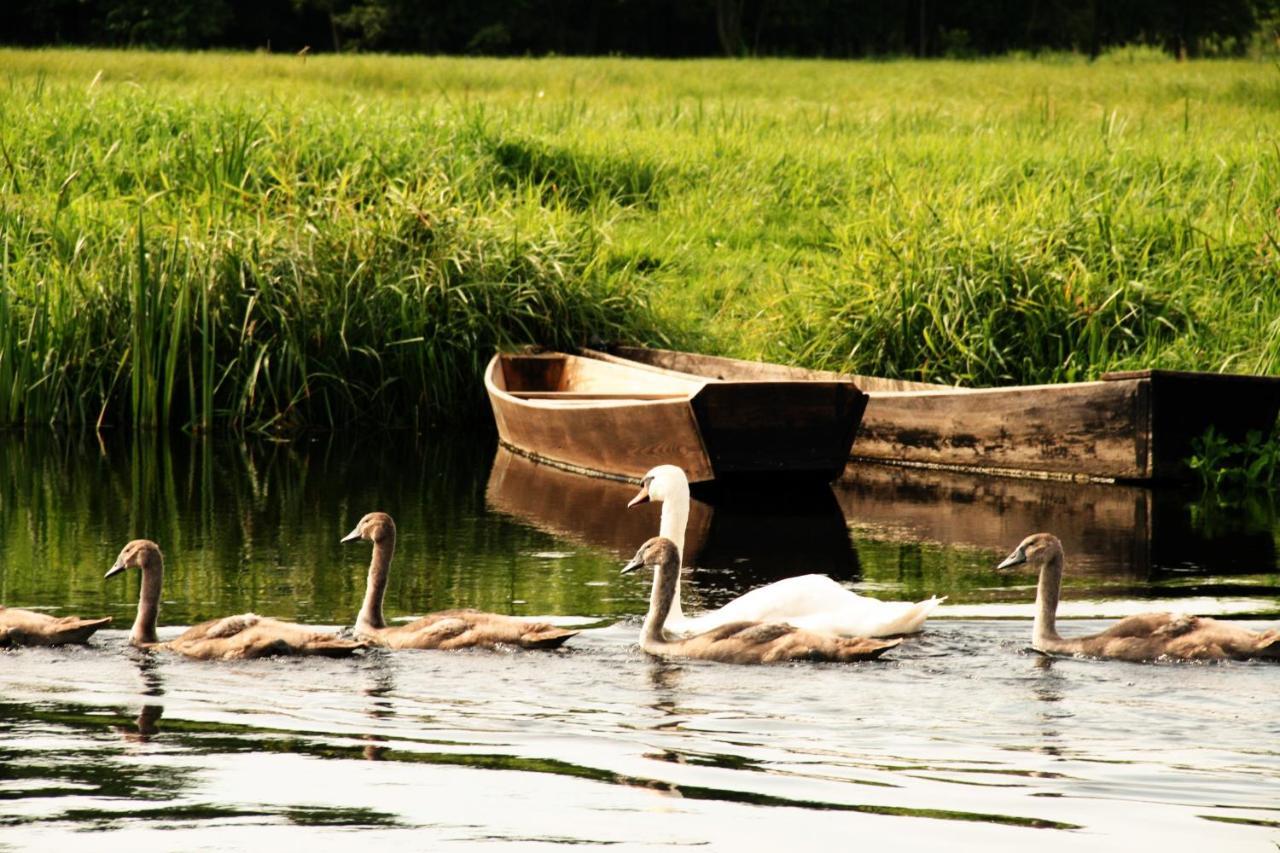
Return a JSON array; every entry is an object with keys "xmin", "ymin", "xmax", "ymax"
[
  {"xmin": 484, "ymin": 350, "xmax": 866, "ymax": 483},
  {"xmin": 600, "ymin": 346, "xmax": 1280, "ymax": 483}
]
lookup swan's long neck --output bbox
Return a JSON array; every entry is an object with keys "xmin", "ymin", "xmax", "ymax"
[
  {"xmin": 657, "ymin": 489, "xmax": 689, "ymax": 623},
  {"xmin": 1033, "ymin": 549, "xmax": 1064, "ymax": 647},
  {"xmin": 358, "ymin": 533, "xmax": 394, "ymax": 631},
  {"xmin": 132, "ymin": 551, "xmax": 163, "ymax": 645},
  {"xmin": 641, "ymin": 554, "xmax": 681, "ymax": 650}
]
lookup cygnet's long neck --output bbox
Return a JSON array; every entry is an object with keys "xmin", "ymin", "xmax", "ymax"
[
  {"xmin": 358, "ymin": 532, "xmax": 395, "ymax": 631},
  {"xmin": 1033, "ymin": 548, "xmax": 1065, "ymax": 648},
  {"xmin": 132, "ymin": 551, "xmax": 163, "ymax": 645},
  {"xmin": 641, "ymin": 554, "xmax": 681, "ymax": 650},
  {"xmin": 656, "ymin": 488, "xmax": 689, "ymax": 623}
]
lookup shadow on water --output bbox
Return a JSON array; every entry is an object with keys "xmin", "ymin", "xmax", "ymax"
[
  {"xmin": 1, "ymin": 433, "xmax": 1277, "ymax": 847},
  {"xmin": 835, "ymin": 463, "xmax": 1280, "ymax": 609},
  {"xmin": 0, "ymin": 701, "xmax": 186, "ymax": 810},
  {"xmin": 486, "ymin": 447, "xmax": 858, "ymax": 588},
  {"xmin": 3, "ymin": 432, "xmax": 1277, "ymax": 624},
  {"xmin": 835, "ymin": 463, "xmax": 1279, "ymax": 579}
]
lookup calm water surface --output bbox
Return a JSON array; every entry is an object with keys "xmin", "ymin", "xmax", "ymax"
[{"xmin": 1, "ymin": 433, "xmax": 1278, "ymax": 851}]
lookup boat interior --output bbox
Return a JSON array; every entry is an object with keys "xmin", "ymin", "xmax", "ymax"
[
  {"xmin": 493, "ymin": 352, "xmax": 704, "ymax": 401},
  {"xmin": 593, "ymin": 345, "xmax": 944, "ymax": 393}
]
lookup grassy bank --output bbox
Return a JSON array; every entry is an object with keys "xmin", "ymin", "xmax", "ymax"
[{"xmin": 2, "ymin": 49, "xmax": 1278, "ymax": 430}]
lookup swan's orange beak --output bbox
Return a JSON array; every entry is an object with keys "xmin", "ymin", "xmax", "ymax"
[{"xmin": 627, "ymin": 480, "xmax": 651, "ymax": 508}]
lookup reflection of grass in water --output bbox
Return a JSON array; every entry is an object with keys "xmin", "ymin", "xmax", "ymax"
[
  {"xmin": 0, "ymin": 431, "xmax": 642, "ymax": 624},
  {"xmin": 8, "ymin": 803, "xmax": 404, "ymax": 831},
  {"xmin": 8, "ymin": 699, "xmax": 1079, "ymax": 832},
  {"xmin": 1198, "ymin": 814, "xmax": 1280, "ymax": 829},
  {"xmin": 665, "ymin": 784, "xmax": 1080, "ymax": 831},
  {"xmin": 852, "ymin": 534, "xmax": 1003, "ymax": 602}
]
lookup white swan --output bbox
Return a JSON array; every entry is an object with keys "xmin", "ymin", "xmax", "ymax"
[
  {"xmin": 628, "ymin": 465, "xmax": 942, "ymax": 637},
  {"xmin": 621, "ymin": 537, "xmax": 899, "ymax": 663}
]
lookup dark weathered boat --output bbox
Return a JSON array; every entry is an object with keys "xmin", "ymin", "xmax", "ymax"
[
  {"xmin": 484, "ymin": 350, "xmax": 866, "ymax": 483},
  {"xmin": 600, "ymin": 346, "xmax": 1280, "ymax": 483}
]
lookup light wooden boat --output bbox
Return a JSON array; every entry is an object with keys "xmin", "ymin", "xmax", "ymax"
[
  {"xmin": 484, "ymin": 350, "xmax": 866, "ymax": 483},
  {"xmin": 602, "ymin": 346, "xmax": 1280, "ymax": 483}
]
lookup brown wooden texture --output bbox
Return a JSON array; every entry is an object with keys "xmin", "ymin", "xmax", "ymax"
[
  {"xmin": 486, "ymin": 355, "xmax": 714, "ymax": 482},
  {"xmin": 854, "ymin": 379, "xmax": 1151, "ymax": 480},
  {"xmin": 600, "ymin": 346, "xmax": 1280, "ymax": 481},
  {"xmin": 597, "ymin": 345, "xmax": 943, "ymax": 391},
  {"xmin": 486, "ymin": 351, "xmax": 867, "ymax": 483},
  {"xmin": 510, "ymin": 391, "xmax": 688, "ymax": 400},
  {"xmin": 500, "ymin": 352, "xmax": 702, "ymax": 395}
]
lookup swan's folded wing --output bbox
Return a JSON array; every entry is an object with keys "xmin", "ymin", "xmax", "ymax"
[
  {"xmin": 1150, "ymin": 614, "xmax": 1200, "ymax": 638},
  {"xmin": 201, "ymin": 613, "xmax": 263, "ymax": 639},
  {"xmin": 786, "ymin": 596, "xmax": 943, "ymax": 637}
]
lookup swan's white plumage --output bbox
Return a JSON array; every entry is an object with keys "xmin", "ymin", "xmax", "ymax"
[{"xmin": 633, "ymin": 465, "xmax": 942, "ymax": 638}]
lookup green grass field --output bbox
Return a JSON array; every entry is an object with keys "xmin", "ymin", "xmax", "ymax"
[{"xmin": 2, "ymin": 48, "xmax": 1279, "ymax": 430}]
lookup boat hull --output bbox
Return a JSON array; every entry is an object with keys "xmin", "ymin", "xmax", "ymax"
[
  {"xmin": 854, "ymin": 371, "xmax": 1280, "ymax": 481},
  {"xmin": 603, "ymin": 347, "xmax": 1280, "ymax": 482},
  {"xmin": 485, "ymin": 352, "xmax": 865, "ymax": 483}
]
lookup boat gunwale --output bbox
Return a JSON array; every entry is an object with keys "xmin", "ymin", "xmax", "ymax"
[
  {"xmin": 484, "ymin": 352, "xmax": 706, "ymax": 411},
  {"xmin": 578, "ymin": 347, "xmax": 863, "ymax": 390},
  {"xmin": 591, "ymin": 344, "xmax": 1280, "ymax": 483},
  {"xmin": 485, "ymin": 351, "xmax": 867, "ymax": 483},
  {"xmin": 484, "ymin": 354, "xmax": 717, "ymax": 482},
  {"xmin": 596, "ymin": 344, "xmax": 1280, "ymax": 396}
]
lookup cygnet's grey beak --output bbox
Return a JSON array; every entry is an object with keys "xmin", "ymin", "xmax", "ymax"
[
  {"xmin": 996, "ymin": 547, "xmax": 1027, "ymax": 570},
  {"xmin": 104, "ymin": 559, "xmax": 127, "ymax": 579},
  {"xmin": 620, "ymin": 554, "xmax": 645, "ymax": 574},
  {"xmin": 340, "ymin": 525, "xmax": 363, "ymax": 543},
  {"xmin": 626, "ymin": 480, "xmax": 651, "ymax": 509}
]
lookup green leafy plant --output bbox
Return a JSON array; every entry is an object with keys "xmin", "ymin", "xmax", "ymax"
[{"xmin": 1188, "ymin": 426, "xmax": 1280, "ymax": 492}]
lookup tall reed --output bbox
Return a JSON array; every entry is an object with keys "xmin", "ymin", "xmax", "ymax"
[{"xmin": 1, "ymin": 48, "xmax": 1276, "ymax": 430}]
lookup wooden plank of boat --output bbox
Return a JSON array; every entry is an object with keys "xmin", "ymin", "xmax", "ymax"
[
  {"xmin": 486, "ymin": 350, "xmax": 867, "ymax": 483},
  {"xmin": 509, "ymin": 391, "xmax": 689, "ymax": 400},
  {"xmin": 485, "ymin": 352, "xmax": 713, "ymax": 482},
  {"xmin": 599, "ymin": 345, "xmax": 1280, "ymax": 482}
]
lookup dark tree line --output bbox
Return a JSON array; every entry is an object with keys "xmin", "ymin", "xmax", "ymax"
[{"xmin": 2, "ymin": 0, "xmax": 1276, "ymax": 57}]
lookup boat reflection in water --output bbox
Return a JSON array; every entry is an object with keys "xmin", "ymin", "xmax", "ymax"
[
  {"xmin": 485, "ymin": 449, "xmax": 858, "ymax": 606},
  {"xmin": 488, "ymin": 447, "xmax": 1279, "ymax": 615},
  {"xmin": 835, "ymin": 463, "xmax": 1278, "ymax": 578}
]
